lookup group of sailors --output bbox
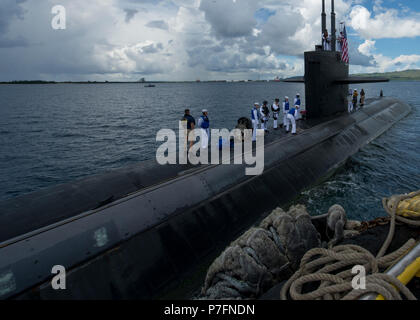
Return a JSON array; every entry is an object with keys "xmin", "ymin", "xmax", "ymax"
[
  {"xmin": 182, "ymin": 93, "xmax": 304, "ymax": 149},
  {"xmin": 322, "ymin": 30, "xmax": 345, "ymax": 51},
  {"xmin": 251, "ymin": 94, "xmax": 303, "ymax": 141},
  {"xmin": 182, "ymin": 109, "xmax": 210, "ymax": 149}
]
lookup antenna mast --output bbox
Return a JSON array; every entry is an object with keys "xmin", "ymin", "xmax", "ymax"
[
  {"xmin": 331, "ymin": 0, "xmax": 336, "ymax": 51},
  {"xmin": 321, "ymin": 0, "xmax": 327, "ymax": 36}
]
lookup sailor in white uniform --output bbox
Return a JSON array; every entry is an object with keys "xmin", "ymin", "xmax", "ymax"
[
  {"xmin": 198, "ymin": 109, "xmax": 210, "ymax": 149},
  {"xmin": 294, "ymin": 94, "xmax": 302, "ymax": 121},
  {"xmin": 251, "ymin": 103, "xmax": 261, "ymax": 142},
  {"xmin": 283, "ymin": 96, "xmax": 290, "ymax": 129},
  {"xmin": 323, "ymin": 31, "xmax": 331, "ymax": 51},
  {"xmin": 286, "ymin": 105, "xmax": 298, "ymax": 135},
  {"xmin": 271, "ymin": 98, "xmax": 280, "ymax": 130},
  {"xmin": 348, "ymin": 89, "xmax": 353, "ymax": 113}
]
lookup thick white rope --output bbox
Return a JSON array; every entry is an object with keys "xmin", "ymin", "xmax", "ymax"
[{"xmin": 281, "ymin": 190, "xmax": 420, "ymax": 301}]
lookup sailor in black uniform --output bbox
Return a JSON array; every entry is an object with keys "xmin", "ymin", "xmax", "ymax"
[
  {"xmin": 182, "ymin": 109, "xmax": 196, "ymax": 149},
  {"xmin": 271, "ymin": 98, "xmax": 280, "ymax": 130},
  {"xmin": 260, "ymin": 101, "xmax": 270, "ymax": 133}
]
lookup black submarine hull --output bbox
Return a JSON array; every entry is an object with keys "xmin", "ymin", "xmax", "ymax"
[{"xmin": 0, "ymin": 97, "xmax": 411, "ymax": 300}]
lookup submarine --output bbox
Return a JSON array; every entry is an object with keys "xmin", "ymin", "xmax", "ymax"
[{"xmin": 0, "ymin": 0, "xmax": 412, "ymax": 300}]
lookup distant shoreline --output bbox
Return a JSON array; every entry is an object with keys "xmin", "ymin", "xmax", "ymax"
[
  {"xmin": 0, "ymin": 80, "xmax": 271, "ymax": 84},
  {"xmin": 1, "ymin": 79, "xmax": 419, "ymax": 85},
  {"xmin": 1, "ymin": 69, "xmax": 420, "ymax": 84}
]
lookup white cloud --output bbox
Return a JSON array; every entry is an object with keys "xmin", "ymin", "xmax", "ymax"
[
  {"xmin": 200, "ymin": 0, "xmax": 259, "ymax": 38},
  {"xmin": 358, "ymin": 40, "xmax": 376, "ymax": 56},
  {"xmin": 353, "ymin": 40, "xmax": 420, "ymax": 73},
  {"xmin": 0, "ymin": 0, "xmax": 418, "ymax": 81},
  {"xmin": 349, "ymin": 5, "xmax": 420, "ymax": 39}
]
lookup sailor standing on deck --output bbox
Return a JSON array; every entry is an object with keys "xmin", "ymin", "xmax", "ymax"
[
  {"xmin": 283, "ymin": 96, "xmax": 290, "ymax": 129},
  {"xmin": 347, "ymin": 89, "xmax": 353, "ymax": 113},
  {"xmin": 352, "ymin": 89, "xmax": 359, "ymax": 111},
  {"xmin": 271, "ymin": 99, "xmax": 280, "ymax": 130},
  {"xmin": 337, "ymin": 31, "xmax": 344, "ymax": 52},
  {"xmin": 251, "ymin": 103, "xmax": 261, "ymax": 142},
  {"xmin": 198, "ymin": 109, "xmax": 210, "ymax": 149},
  {"xmin": 182, "ymin": 109, "xmax": 196, "ymax": 149},
  {"xmin": 360, "ymin": 89, "xmax": 366, "ymax": 107},
  {"xmin": 323, "ymin": 30, "xmax": 331, "ymax": 51},
  {"xmin": 286, "ymin": 105, "xmax": 298, "ymax": 135},
  {"xmin": 294, "ymin": 94, "xmax": 302, "ymax": 121},
  {"xmin": 260, "ymin": 101, "xmax": 270, "ymax": 133}
]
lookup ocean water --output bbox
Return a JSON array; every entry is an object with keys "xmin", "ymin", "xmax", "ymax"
[
  {"xmin": 295, "ymin": 81, "xmax": 420, "ymax": 221},
  {"xmin": 0, "ymin": 81, "xmax": 418, "ymax": 220}
]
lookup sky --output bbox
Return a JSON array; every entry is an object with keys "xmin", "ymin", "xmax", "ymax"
[{"xmin": 0, "ymin": 0, "xmax": 419, "ymax": 81}]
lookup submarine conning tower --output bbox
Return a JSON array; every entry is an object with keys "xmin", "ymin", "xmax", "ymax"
[
  {"xmin": 306, "ymin": 0, "xmax": 348, "ymax": 118},
  {"xmin": 304, "ymin": 50, "xmax": 349, "ymax": 118},
  {"xmin": 289, "ymin": 0, "xmax": 389, "ymax": 119}
]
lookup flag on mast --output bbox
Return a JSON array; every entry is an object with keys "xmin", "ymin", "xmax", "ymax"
[{"xmin": 341, "ymin": 24, "xmax": 349, "ymax": 64}]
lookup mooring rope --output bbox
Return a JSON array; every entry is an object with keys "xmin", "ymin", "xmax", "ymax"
[{"xmin": 281, "ymin": 190, "xmax": 420, "ymax": 301}]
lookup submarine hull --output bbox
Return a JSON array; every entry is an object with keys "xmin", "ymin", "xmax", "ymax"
[{"xmin": 0, "ymin": 97, "xmax": 411, "ymax": 300}]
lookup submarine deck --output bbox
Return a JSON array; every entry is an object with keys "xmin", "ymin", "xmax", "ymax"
[
  {"xmin": 0, "ymin": 96, "xmax": 412, "ymax": 300},
  {"xmin": 0, "ymin": 114, "xmax": 308, "ymax": 243},
  {"xmin": 0, "ymin": 97, "xmax": 394, "ymax": 243}
]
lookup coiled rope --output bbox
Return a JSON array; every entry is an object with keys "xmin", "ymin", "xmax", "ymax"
[{"xmin": 281, "ymin": 190, "xmax": 420, "ymax": 301}]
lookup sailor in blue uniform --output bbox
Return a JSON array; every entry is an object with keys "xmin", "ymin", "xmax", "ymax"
[
  {"xmin": 251, "ymin": 103, "xmax": 261, "ymax": 141},
  {"xmin": 294, "ymin": 94, "xmax": 302, "ymax": 121},
  {"xmin": 271, "ymin": 98, "xmax": 280, "ymax": 130},
  {"xmin": 198, "ymin": 109, "xmax": 210, "ymax": 149},
  {"xmin": 283, "ymin": 96, "xmax": 290, "ymax": 129},
  {"xmin": 286, "ymin": 105, "xmax": 298, "ymax": 135}
]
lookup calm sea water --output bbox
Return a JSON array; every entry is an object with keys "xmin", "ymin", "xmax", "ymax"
[{"xmin": 0, "ymin": 82, "xmax": 418, "ymax": 220}]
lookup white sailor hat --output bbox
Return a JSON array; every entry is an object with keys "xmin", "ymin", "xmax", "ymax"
[
  {"xmin": 202, "ymin": 109, "xmax": 208, "ymax": 113},
  {"xmin": 285, "ymin": 96, "xmax": 289, "ymax": 99},
  {"xmin": 296, "ymin": 93, "xmax": 300, "ymax": 96},
  {"xmin": 254, "ymin": 102, "xmax": 260, "ymax": 106}
]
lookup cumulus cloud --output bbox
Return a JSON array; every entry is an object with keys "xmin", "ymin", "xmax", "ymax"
[
  {"xmin": 351, "ymin": 39, "xmax": 420, "ymax": 73},
  {"xmin": 0, "ymin": 0, "xmax": 418, "ymax": 81},
  {"xmin": 99, "ymin": 41, "xmax": 171, "ymax": 75},
  {"xmin": 200, "ymin": 0, "xmax": 258, "ymax": 38},
  {"xmin": 257, "ymin": 8, "xmax": 307, "ymax": 56},
  {"xmin": 358, "ymin": 40, "xmax": 376, "ymax": 56},
  {"xmin": 349, "ymin": 5, "xmax": 420, "ymax": 39}
]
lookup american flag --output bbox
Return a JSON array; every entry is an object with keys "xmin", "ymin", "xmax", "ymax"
[{"xmin": 341, "ymin": 25, "xmax": 349, "ymax": 64}]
